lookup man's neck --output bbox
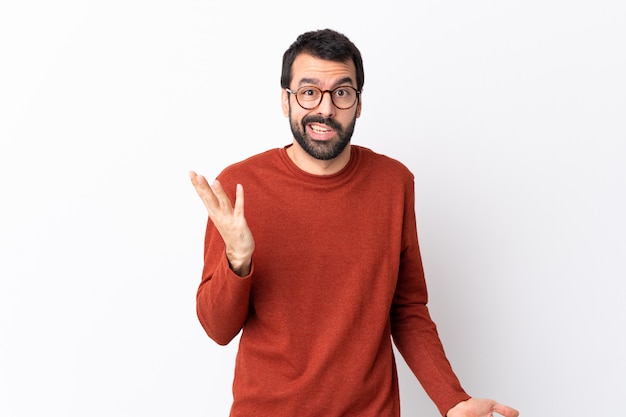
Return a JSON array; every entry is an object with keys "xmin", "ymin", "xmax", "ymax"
[{"xmin": 286, "ymin": 142, "xmax": 351, "ymax": 176}]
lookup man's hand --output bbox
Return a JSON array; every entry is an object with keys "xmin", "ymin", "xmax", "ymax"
[
  {"xmin": 189, "ymin": 171, "xmax": 255, "ymax": 277},
  {"xmin": 447, "ymin": 397, "xmax": 519, "ymax": 417}
]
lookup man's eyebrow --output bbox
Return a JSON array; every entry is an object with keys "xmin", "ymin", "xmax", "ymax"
[{"xmin": 297, "ymin": 76, "xmax": 355, "ymax": 87}]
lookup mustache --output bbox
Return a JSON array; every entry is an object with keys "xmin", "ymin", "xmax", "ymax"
[{"xmin": 302, "ymin": 115, "xmax": 342, "ymax": 130}]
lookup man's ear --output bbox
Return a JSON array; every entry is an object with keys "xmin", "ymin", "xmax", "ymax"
[
  {"xmin": 356, "ymin": 97, "xmax": 362, "ymax": 118},
  {"xmin": 281, "ymin": 89, "xmax": 290, "ymax": 117}
]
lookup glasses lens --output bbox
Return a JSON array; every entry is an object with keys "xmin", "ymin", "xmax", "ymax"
[
  {"xmin": 294, "ymin": 86, "xmax": 358, "ymax": 110},
  {"xmin": 331, "ymin": 87, "xmax": 357, "ymax": 109},
  {"xmin": 295, "ymin": 87, "xmax": 322, "ymax": 109}
]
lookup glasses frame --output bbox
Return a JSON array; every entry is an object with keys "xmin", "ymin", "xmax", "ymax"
[{"xmin": 286, "ymin": 85, "xmax": 361, "ymax": 110}]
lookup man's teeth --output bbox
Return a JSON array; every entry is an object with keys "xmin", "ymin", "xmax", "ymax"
[{"xmin": 311, "ymin": 125, "xmax": 331, "ymax": 133}]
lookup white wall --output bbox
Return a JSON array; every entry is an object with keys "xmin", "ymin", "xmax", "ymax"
[{"xmin": 1, "ymin": 1, "xmax": 624, "ymax": 416}]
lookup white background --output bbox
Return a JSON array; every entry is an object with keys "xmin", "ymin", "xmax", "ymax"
[{"xmin": 1, "ymin": 1, "xmax": 625, "ymax": 416}]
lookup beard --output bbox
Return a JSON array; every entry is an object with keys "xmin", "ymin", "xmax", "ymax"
[{"xmin": 289, "ymin": 106, "xmax": 357, "ymax": 161}]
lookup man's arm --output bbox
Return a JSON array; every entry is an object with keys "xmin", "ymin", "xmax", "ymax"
[
  {"xmin": 392, "ymin": 178, "xmax": 519, "ymax": 417},
  {"xmin": 190, "ymin": 171, "xmax": 255, "ymax": 345}
]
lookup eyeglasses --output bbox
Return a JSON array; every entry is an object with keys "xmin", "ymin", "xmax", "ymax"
[{"xmin": 286, "ymin": 85, "xmax": 361, "ymax": 110}]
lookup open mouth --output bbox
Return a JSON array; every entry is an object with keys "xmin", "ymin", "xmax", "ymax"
[
  {"xmin": 310, "ymin": 124, "xmax": 331, "ymax": 133},
  {"xmin": 307, "ymin": 123, "xmax": 335, "ymax": 140}
]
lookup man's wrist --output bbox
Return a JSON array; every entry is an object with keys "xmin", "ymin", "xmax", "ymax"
[
  {"xmin": 225, "ymin": 244, "xmax": 253, "ymax": 276},
  {"xmin": 227, "ymin": 254, "xmax": 252, "ymax": 277}
]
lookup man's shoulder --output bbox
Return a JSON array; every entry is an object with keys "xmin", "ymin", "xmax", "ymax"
[
  {"xmin": 232, "ymin": 147, "xmax": 281, "ymax": 166},
  {"xmin": 220, "ymin": 148, "xmax": 282, "ymax": 175},
  {"xmin": 354, "ymin": 145, "xmax": 414, "ymax": 179}
]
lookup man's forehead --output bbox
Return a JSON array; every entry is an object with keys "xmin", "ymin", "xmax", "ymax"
[
  {"xmin": 296, "ymin": 76, "xmax": 355, "ymax": 88},
  {"xmin": 292, "ymin": 53, "xmax": 357, "ymax": 86}
]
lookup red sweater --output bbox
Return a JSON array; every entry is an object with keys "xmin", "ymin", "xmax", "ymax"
[{"xmin": 197, "ymin": 145, "xmax": 469, "ymax": 416}]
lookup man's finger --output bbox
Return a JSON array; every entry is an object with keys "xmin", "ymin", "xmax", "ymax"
[
  {"xmin": 189, "ymin": 171, "xmax": 219, "ymax": 212},
  {"xmin": 233, "ymin": 184, "xmax": 245, "ymax": 218},
  {"xmin": 189, "ymin": 171, "xmax": 210, "ymax": 190},
  {"xmin": 210, "ymin": 179, "xmax": 234, "ymax": 210},
  {"xmin": 493, "ymin": 403, "xmax": 519, "ymax": 417}
]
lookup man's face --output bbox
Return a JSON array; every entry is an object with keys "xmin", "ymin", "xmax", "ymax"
[{"xmin": 282, "ymin": 53, "xmax": 362, "ymax": 161}]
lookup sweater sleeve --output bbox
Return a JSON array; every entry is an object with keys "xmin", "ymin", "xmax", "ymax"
[
  {"xmin": 390, "ymin": 179, "xmax": 471, "ymax": 416},
  {"xmin": 196, "ymin": 216, "xmax": 253, "ymax": 346}
]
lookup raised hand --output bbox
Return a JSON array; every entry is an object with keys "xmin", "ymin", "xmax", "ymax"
[
  {"xmin": 447, "ymin": 397, "xmax": 519, "ymax": 417},
  {"xmin": 189, "ymin": 171, "xmax": 255, "ymax": 276}
]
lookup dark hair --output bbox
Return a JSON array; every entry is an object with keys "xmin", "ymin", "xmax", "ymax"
[{"xmin": 280, "ymin": 29, "xmax": 364, "ymax": 91}]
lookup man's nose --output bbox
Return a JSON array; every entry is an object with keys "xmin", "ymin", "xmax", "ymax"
[{"xmin": 316, "ymin": 90, "xmax": 336, "ymax": 117}]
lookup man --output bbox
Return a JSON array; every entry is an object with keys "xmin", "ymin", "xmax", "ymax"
[{"xmin": 190, "ymin": 29, "xmax": 519, "ymax": 417}]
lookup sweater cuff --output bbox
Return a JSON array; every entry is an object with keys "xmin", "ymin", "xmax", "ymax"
[{"xmin": 439, "ymin": 394, "xmax": 472, "ymax": 417}]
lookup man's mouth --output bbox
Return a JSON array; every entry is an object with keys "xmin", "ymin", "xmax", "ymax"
[{"xmin": 309, "ymin": 123, "xmax": 333, "ymax": 134}]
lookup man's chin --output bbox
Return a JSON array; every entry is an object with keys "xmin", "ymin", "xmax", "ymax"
[{"xmin": 305, "ymin": 138, "xmax": 349, "ymax": 160}]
